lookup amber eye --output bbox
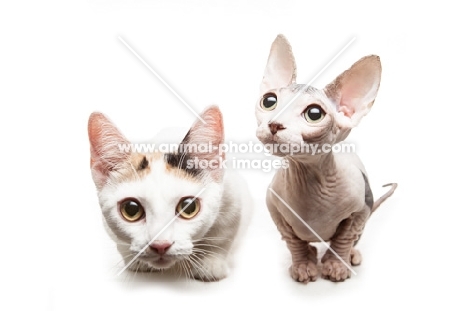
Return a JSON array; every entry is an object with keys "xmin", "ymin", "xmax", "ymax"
[
  {"xmin": 176, "ymin": 197, "xmax": 200, "ymax": 219},
  {"xmin": 304, "ymin": 105, "xmax": 325, "ymax": 123},
  {"xmin": 261, "ymin": 93, "xmax": 277, "ymax": 111},
  {"xmin": 119, "ymin": 199, "xmax": 145, "ymax": 222}
]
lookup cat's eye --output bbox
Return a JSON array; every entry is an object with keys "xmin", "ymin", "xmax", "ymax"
[
  {"xmin": 261, "ymin": 93, "xmax": 277, "ymax": 111},
  {"xmin": 304, "ymin": 105, "xmax": 325, "ymax": 123},
  {"xmin": 119, "ymin": 199, "xmax": 145, "ymax": 222},
  {"xmin": 176, "ymin": 197, "xmax": 200, "ymax": 219}
]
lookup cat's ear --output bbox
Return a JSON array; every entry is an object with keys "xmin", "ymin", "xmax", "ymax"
[
  {"xmin": 324, "ymin": 55, "xmax": 382, "ymax": 127},
  {"xmin": 182, "ymin": 105, "xmax": 224, "ymax": 158},
  {"xmin": 88, "ymin": 112, "xmax": 130, "ymax": 189},
  {"xmin": 181, "ymin": 106, "xmax": 224, "ymax": 181},
  {"xmin": 260, "ymin": 34, "xmax": 297, "ymax": 94}
]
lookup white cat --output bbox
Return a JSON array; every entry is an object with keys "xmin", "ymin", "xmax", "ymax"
[{"xmin": 88, "ymin": 106, "xmax": 251, "ymax": 281}]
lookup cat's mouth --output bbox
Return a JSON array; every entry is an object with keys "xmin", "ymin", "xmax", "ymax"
[
  {"xmin": 143, "ymin": 256, "xmax": 177, "ymax": 269},
  {"xmin": 136, "ymin": 253, "xmax": 179, "ymax": 270},
  {"xmin": 259, "ymin": 134, "xmax": 284, "ymax": 147},
  {"xmin": 258, "ymin": 129, "xmax": 302, "ymax": 146},
  {"xmin": 259, "ymin": 135, "xmax": 305, "ymax": 156},
  {"xmin": 152, "ymin": 257, "xmax": 174, "ymax": 268}
]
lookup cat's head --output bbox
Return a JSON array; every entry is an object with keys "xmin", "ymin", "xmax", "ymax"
[
  {"xmin": 88, "ymin": 106, "xmax": 225, "ymax": 271},
  {"xmin": 255, "ymin": 34, "xmax": 381, "ymax": 157}
]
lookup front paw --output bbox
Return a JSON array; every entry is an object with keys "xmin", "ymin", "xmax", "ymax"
[
  {"xmin": 350, "ymin": 248, "xmax": 362, "ymax": 266},
  {"xmin": 321, "ymin": 259, "xmax": 351, "ymax": 282},
  {"xmin": 289, "ymin": 261, "xmax": 319, "ymax": 284},
  {"xmin": 191, "ymin": 257, "xmax": 229, "ymax": 282}
]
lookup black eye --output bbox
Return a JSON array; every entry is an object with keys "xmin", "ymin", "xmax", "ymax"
[
  {"xmin": 261, "ymin": 93, "xmax": 277, "ymax": 111},
  {"xmin": 176, "ymin": 197, "xmax": 200, "ymax": 219},
  {"xmin": 120, "ymin": 199, "xmax": 145, "ymax": 222},
  {"xmin": 304, "ymin": 105, "xmax": 325, "ymax": 123}
]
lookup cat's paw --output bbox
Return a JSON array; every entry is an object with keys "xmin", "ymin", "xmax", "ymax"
[
  {"xmin": 321, "ymin": 259, "xmax": 351, "ymax": 282},
  {"xmin": 350, "ymin": 248, "xmax": 362, "ymax": 266},
  {"xmin": 289, "ymin": 261, "xmax": 319, "ymax": 284},
  {"xmin": 191, "ymin": 257, "xmax": 229, "ymax": 282}
]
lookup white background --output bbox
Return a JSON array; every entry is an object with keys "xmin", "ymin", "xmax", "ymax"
[{"xmin": 1, "ymin": 1, "xmax": 467, "ymax": 310}]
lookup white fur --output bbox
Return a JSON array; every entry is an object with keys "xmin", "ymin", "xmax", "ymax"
[
  {"xmin": 89, "ymin": 106, "xmax": 252, "ymax": 281},
  {"xmin": 98, "ymin": 156, "xmax": 251, "ymax": 281}
]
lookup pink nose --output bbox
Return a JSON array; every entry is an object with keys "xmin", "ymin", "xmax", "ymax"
[{"xmin": 149, "ymin": 241, "xmax": 173, "ymax": 255}]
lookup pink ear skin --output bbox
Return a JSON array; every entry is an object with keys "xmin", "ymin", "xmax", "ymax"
[
  {"xmin": 88, "ymin": 112, "xmax": 130, "ymax": 188},
  {"xmin": 260, "ymin": 34, "xmax": 297, "ymax": 94},
  {"xmin": 181, "ymin": 106, "xmax": 225, "ymax": 182},
  {"xmin": 324, "ymin": 55, "xmax": 382, "ymax": 126},
  {"xmin": 183, "ymin": 105, "xmax": 225, "ymax": 159}
]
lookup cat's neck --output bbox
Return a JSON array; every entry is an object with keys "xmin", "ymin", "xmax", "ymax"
[{"xmin": 281, "ymin": 153, "xmax": 337, "ymax": 186}]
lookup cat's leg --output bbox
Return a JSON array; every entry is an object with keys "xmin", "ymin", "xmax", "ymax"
[
  {"xmin": 189, "ymin": 214, "xmax": 242, "ymax": 282},
  {"xmin": 267, "ymin": 200, "xmax": 319, "ymax": 283},
  {"xmin": 350, "ymin": 247, "xmax": 362, "ymax": 266},
  {"xmin": 189, "ymin": 235, "xmax": 236, "ymax": 281},
  {"xmin": 188, "ymin": 181, "xmax": 246, "ymax": 282},
  {"xmin": 190, "ymin": 251, "xmax": 230, "ymax": 282},
  {"xmin": 321, "ymin": 208, "xmax": 369, "ymax": 281}
]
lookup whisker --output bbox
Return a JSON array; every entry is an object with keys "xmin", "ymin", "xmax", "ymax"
[
  {"xmin": 188, "ymin": 254, "xmax": 209, "ymax": 281},
  {"xmin": 193, "ymin": 243, "xmax": 228, "ymax": 253},
  {"xmin": 192, "ymin": 237, "xmax": 230, "ymax": 242},
  {"xmin": 192, "ymin": 249, "xmax": 224, "ymax": 262},
  {"xmin": 180, "ymin": 260, "xmax": 194, "ymax": 284}
]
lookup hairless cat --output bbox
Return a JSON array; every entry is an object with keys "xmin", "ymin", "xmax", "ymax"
[{"xmin": 255, "ymin": 35, "xmax": 397, "ymax": 283}]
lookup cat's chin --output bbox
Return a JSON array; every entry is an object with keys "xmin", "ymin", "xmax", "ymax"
[
  {"xmin": 258, "ymin": 136, "xmax": 304, "ymax": 157},
  {"xmin": 145, "ymin": 258, "xmax": 177, "ymax": 270}
]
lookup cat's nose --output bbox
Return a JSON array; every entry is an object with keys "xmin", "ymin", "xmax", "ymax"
[
  {"xmin": 269, "ymin": 122, "xmax": 286, "ymax": 135},
  {"xmin": 149, "ymin": 241, "xmax": 173, "ymax": 255}
]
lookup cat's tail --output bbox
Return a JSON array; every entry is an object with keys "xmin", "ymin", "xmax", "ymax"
[{"xmin": 372, "ymin": 183, "xmax": 398, "ymax": 213}]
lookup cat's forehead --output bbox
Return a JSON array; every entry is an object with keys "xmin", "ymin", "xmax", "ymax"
[
  {"xmin": 287, "ymin": 84, "xmax": 320, "ymax": 94},
  {"xmin": 100, "ymin": 153, "xmax": 206, "ymax": 212},
  {"xmin": 277, "ymin": 84, "xmax": 331, "ymax": 106},
  {"xmin": 110, "ymin": 153, "xmax": 157, "ymax": 183},
  {"xmin": 277, "ymin": 84, "xmax": 320, "ymax": 96},
  {"xmin": 111, "ymin": 152, "xmax": 201, "ymax": 185},
  {"xmin": 111, "ymin": 152, "xmax": 200, "ymax": 188}
]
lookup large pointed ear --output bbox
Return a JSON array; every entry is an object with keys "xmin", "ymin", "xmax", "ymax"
[
  {"xmin": 260, "ymin": 34, "xmax": 297, "ymax": 94},
  {"xmin": 88, "ymin": 112, "xmax": 130, "ymax": 189},
  {"xmin": 180, "ymin": 106, "xmax": 224, "ymax": 181},
  {"xmin": 324, "ymin": 55, "xmax": 381, "ymax": 127}
]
